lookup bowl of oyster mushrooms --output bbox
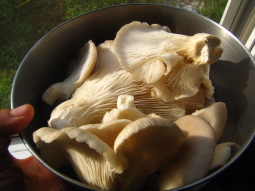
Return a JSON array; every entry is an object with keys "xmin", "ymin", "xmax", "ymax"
[{"xmin": 11, "ymin": 4, "xmax": 255, "ymax": 191}]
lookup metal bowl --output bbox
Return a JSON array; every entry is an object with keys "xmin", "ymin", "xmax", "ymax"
[{"xmin": 11, "ymin": 4, "xmax": 255, "ymax": 191}]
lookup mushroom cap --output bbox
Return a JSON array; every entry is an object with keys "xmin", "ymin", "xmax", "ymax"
[
  {"xmin": 114, "ymin": 21, "xmax": 183, "ymax": 85},
  {"xmin": 42, "ymin": 40, "xmax": 97, "ymax": 105},
  {"xmin": 158, "ymin": 115, "xmax": 216, "ymax": 190},
  {"xmin": 185, "ymin": 33, "xmax": 223, "ymax": 65},
  {"xmin": 33, "ymin": 126, "xmax": 127, "ymax": 190},
  {"xmin": 114, "ymin": 117, "xmax": 185, "ymax": 191},
  {"xmin": 114, "ymin": 21, "xmax": 217, "ymax": 102},
  {"xmin": 151, "ymin": 60, "xmax": 214, "ymax": 101},
  {"xmin": 192, "ymin": 102, "xmax": 227, "ymax": 142},
  {"xmin": 82, "ymin": 119, "xmax": 132, "ymax": 149}
]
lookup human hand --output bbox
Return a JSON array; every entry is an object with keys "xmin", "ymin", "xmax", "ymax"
[{"xmin": 0, "ymin": 104, "xmax": 73, "ymax": 191}]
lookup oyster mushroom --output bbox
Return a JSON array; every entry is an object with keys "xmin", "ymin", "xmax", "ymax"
[
  {"xmin": 47, "ymin": 41, "xmax": 133, "ymax": 129},
  {"xmin": 157, "ymin": 115, "xmax": 216, "ymax": 190},
  {"xmin": 192, "ymin": 102, "xmax": 227, "ymax": 142},
  {"xmin": 156, "ymin": 102, "xmax": 228, "ymax": 190},
  {"xmin": 114, "ymin": 116, "xmax": 185, "ymax": 191},
  {"xmin": 34, "ymin": 95, "xmax": 186, "ymax": 191},
  {"xmin": 81, "ymin": 119, "xmax": 132, "ymax": 148},
  {"xmin": 114, "ymin": 21, "xmax": 222, "ymax": 101},
  {"xmin": 47, "ymin": 41, "xmax": 186, "ymax": 129},
  {"xmin": 42, "ymin": 40, "xmax": 97, "ymax": 105},
  {"xmin": 35, "ymin": 20, "xmax": 228, "ymax": 190},
  {"xmin": 210, "ymin": 142, "xmax": 240, "ymax": 170},
  {"xmin": 44, "ymin": 22, "xmax": 220, "ymax": 129},
  {"xmin": 33, "ymin": 121, "xmax": 128, "ymax": 190}
]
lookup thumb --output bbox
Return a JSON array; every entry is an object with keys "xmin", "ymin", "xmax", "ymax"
[{"xmin": 0, "ymin": 104, "xmax": 34, "ymax": 137}]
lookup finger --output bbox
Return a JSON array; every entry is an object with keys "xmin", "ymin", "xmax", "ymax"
[{"xmin": 0, "ymin": 104, "xmax": 34, "ymax": 137}]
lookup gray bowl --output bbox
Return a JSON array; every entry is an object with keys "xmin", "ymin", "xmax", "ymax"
[{"xmin": 11, "ymin": 4, "xmax": 255, "ymax": 191}]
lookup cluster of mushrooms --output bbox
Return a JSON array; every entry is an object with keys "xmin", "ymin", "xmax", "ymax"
[{"xmin": 33, "ymin": 22, "xmax": 239, "ymax": 191}]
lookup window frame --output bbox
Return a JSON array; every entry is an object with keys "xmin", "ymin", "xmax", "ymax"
[{"xmin": 220, "ymin": 0, "xmax": 255, "ymax": 56}]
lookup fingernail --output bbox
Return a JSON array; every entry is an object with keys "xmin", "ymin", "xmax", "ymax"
[{"xmin": 10, "ymin": 105, "xmax": 28, "ymax": 117}]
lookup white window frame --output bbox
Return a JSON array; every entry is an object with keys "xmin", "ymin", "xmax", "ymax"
[{"xmin": 220, "ymin": 0, "xmax": 255, "ymax": 56}]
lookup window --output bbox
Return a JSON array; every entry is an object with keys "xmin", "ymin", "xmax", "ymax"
[{"xmin": 220, "ymin": 0, "xmax": 255, "ymax": 56}]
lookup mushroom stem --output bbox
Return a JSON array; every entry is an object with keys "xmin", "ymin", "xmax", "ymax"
[{"xmin": 209, "ymin": 142, "xmax": 240, "ymax": 170}]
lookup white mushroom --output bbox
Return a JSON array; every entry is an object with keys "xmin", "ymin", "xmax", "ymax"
[
  {"xmin": 42, "ymin": 22, "xmax": 223, "ymax": 129},
  {"xmin": 45, "ymin": 27, "xmax": 217, "ymax": 129},
  {"xmin": 192, "ymin": 102, "xmax": 227, "ymax": 142},
  {"xmin": 33, "ymin": 121, "xmax": 128, "ymax": 190},
  {"xmin": 210, "ymin": 142, "xmax": 240, "ymax": 170},
  {"xmin": 47, "ymin": 41, "xmax": 131, "ymax": 129},
  {"xmin": 114, "ymin": 117, "xmax": 185, "ymax": 191},
  {"xmin": 33, "ymin": 97, "xmax": 186, "ymax": 191},
  {"xmin": 157, "ymin": 115, "xmax": 216, "ymax": 190},
  {"xmin": 114, "ymin": 21, "xmax": 222, "ymax": 101},
  {"xmin": 36, "ymin": 21, "xmax": 228, "ymax": 190},
  {"xmin": 47, "ymin": 41, "xmax": 187, "ymax": 129},
  {"xmin": 42, "ymin": 40, "xmax": 97, "ymax": 105},
  {"xmin": 82, "ymin": 119, "xmax": 132, "ymax": 149}
]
